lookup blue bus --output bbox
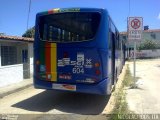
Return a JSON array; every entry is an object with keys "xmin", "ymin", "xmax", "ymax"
[{"xmin": 34, "ymin": 8, "xmax": 125, "ymax": 95}]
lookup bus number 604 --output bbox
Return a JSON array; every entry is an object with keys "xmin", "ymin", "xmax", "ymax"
[{"xmin": 72, "ymin": 68, "xmax": 84, "ymax": 74}]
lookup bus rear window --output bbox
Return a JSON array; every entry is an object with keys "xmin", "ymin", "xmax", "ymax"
[{"xmin": 38, "ymin": 12, "xmax": 101, "ymax": 42}]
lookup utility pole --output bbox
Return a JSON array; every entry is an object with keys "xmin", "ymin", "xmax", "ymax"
[{"xmin": 27, "ymin": 0, "xmax": 31, "ymax": 30}]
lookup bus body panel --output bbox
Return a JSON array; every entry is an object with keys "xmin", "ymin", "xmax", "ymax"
[
  {"xmin": 36, "ymin": 45, "xmax": 103, "ymax": 84},
  {"xmin": 34, "ymin": 76, "xmax": 108, "ymax": 95},
  {"xmin": 34, "ymin": 8, "xmax": 124, "ymax": 95}
]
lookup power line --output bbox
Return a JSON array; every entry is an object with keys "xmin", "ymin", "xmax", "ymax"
[
  {"xmin": 128, "ymin": 0, "xmax": 131, "ymax": 17},
  {"xmin": 27, "ymin": 0, "xmax": 31, "ymax": 30},
  {"xmin": 124, "ymin": 0, "xmax": 131, "ymax": 22}
]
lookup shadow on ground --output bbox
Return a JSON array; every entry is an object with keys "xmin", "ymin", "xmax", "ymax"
[{"xmin": 12, "ymin": 90, "xmax": 110, "ymax": 114}]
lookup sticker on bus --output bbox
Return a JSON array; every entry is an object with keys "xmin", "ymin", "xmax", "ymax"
[
  {"xmin": 76, "ymin": 78, "xmax": 96, "ymax": 83},
  {"xmin": 59, "ymin": 74, "xmax": 72, "ymax": 80},
  {"xmin": 58, "ymin": 8, "xmax": 80, "ymax": 13},
  {"xmin": 52, "ymin": 83, "xmax": 76, "ymax": 91}
]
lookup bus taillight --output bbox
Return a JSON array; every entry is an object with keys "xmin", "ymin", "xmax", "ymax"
[
  {"xmin": 36, "ymin": 60, "xmax": 40, "ymax": 73},
  {"xmin": 95, "ymin": 62, "xmax": 100, "ymax": 67},
  {"xmin": 36, "ymin": 60, "xmax": 40, "ymax": 65},
  {"xmin": 95, "ymin": 70, "xmax": 101, "ymax": 75},
  {"xmin": 63, "ymin": 52, "xmax": 69, "ymax": 58}
]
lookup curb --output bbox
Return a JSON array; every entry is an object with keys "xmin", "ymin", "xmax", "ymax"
[
  {"xmin": 102, "ymin": 62, "xmax": 128, "ymax": 114},
  {"xmin": 0, "ymin": 79, "xmax": 33, "ymax": 98}
]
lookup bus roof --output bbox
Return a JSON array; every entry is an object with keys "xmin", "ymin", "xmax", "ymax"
[{"xmin": 36, "ymin": 8, "xmax": 108, "ymax": 16}]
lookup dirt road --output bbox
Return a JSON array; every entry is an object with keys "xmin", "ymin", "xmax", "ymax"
[
  {"xmin": 126, "ymin": 59, "xmax": 160, "ymax": 114},
  {"xmin": 0, "ymin": 85, "xmax": 110, "ymax": 119},
  {"xmin": 0, "ymin": 61, "xmax": 128, "ymax": 120}
]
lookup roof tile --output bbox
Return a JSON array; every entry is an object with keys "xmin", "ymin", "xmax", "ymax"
[{"xmin": 0, "ymin": 35, "xmax": 34, "ymax": 42}]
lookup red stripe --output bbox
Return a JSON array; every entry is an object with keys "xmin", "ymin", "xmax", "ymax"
[
  {"xmin": 45, "ymin": 42, "xmax": 51, "ymax": 80},
  {"xmin": 48, "ymin": 10, "xmax": 53, "ymax": 14}
]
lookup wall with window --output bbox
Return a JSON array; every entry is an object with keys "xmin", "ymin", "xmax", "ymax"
[
  {"xmin": 0, "ymin": 42, "xmax": 28, "ymax": 65},
  {"xmin": 143, "ymin": 32, "xmax": 160, "ymax": 41},
  {"xmin": 120, "ymin": 30, "xmax": 160, "ymax": 59},
  {"xmin": 120, "ymin": 30, "xmax": 160, "ymax": 49},
  {"xmin": 0, "ymin": 41, "xmax": 33, "ymax": 88}
]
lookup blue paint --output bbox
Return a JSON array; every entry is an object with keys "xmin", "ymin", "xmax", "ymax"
[{"xmin": 34, "ymin": 8, "xmax": 125, "ymax": 95}]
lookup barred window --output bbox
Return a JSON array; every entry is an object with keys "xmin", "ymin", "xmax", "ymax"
[
  {"xmin": 1, "ymin": 46, "xmax": 17, "ymax": 66},
  {"xmin": 151, "ymin": 33, "xmax": 156, "ymax": 39},
  {"xmin": 123, "ymin": 35, "xmax": 126, "ymax": 40}
]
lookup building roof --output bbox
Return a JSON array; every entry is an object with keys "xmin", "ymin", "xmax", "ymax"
[
  {"xmin": 120, "ymin": 29, "xmax": 160, "ymax": 35},
  {"xmin": 143, "ymin": 29, "xmax": 160, "ymax": 33},
  {"xmin": 0, "ymin": 35, "xmax": 34, "ymax": 42},
  {"xmin": 119, "ymin": 32, "xmax": 127, "ymax": 35}
]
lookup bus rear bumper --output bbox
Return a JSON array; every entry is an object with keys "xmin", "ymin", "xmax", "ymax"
[{"xmin": 34, "ymin": 78, "xmax": 110, "ymax": 95}]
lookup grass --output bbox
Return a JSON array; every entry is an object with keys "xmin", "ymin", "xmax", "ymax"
[
  {"xmin": 108, "ymin": 64, "xmax": 139, "ymax": 120},
  {"xmin": 122, "ymin": 65, "xmax": 134, "ymax": 87}
]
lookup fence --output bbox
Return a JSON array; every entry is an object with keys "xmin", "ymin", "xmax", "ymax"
[{"xmin": 129, "ymin": 49, "xmax": 160, "ymax": 59}]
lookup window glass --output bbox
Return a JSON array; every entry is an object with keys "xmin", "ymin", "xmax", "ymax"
[
  {"xmin": 38, "ymin": 12, "xmax": 101, "ymax": 42},
  {"xmin": 1, "ymin": 46, "xmax": 17, "ymax": 66}
]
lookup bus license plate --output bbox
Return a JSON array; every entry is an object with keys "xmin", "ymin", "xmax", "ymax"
[{"xmin": 52, "ymin": 83, "xmax": 76, "ymax": 91}]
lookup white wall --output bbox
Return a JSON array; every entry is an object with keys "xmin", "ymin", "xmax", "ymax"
[
  {"xmin": 0, "ymin": 43, "xmax": 1, "ymax": 66},
  {"xmin": 0, "ymin": 41, "xmax": 33, "ymax": 88},
  {"xmin": 0, "ymin": 64, "xmax": 23, "ymax": 87},
  {"xmin": 130, "ymin": 49, "xmax": 160, "ymax": 58},
  {"xmin": 28, "ymin": 43, "xmax": 33, "ymax": 77}
]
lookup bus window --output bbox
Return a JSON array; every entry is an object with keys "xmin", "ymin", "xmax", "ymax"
[
  {"xmin": 49, "ymin": 26, "xmax": 53, "ymax": 41},
  {"xmin": 52, "ymin": 27, "xmax": 60, "ymax": 41},
  {"xmin": 43, "ymin": 24, "xmax": 47, "ymax": 40},
  {"xmin": 38, "ymin": 12, "xmax": 101, "ymax": 42}
]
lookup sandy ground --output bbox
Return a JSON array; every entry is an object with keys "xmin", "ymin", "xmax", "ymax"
[
  {"xmin": 0, "ymin": 62, "xmax": 128, "ymax": 120},
  {"xmin": 126, "ymin": 59, "xmax": 160, "ymax": 114}
]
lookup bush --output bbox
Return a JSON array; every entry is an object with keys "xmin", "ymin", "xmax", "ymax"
[
  {"xmin": 22, "ymin": 27, "xmax": 35, "ymax": 38},
  {"xmin": 138, "ymin": 39, "xmax": 157, "ymax": 50}
]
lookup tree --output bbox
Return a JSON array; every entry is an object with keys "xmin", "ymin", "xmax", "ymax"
[
  {"xmin": 0, "ymin": 33, "xmax": 5, "ymax": 36},
  {"xmin": 138, "ymin": 39, "xmax": 157, "ymax": 50},
  {"xmin": 22, "ymin": 27, "xmax": 35, "ymax": 38}
]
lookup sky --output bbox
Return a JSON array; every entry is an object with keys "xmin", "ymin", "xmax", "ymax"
[{"xmin": 0, "ymin": 0, "xmax": 160, "ymax": 36}]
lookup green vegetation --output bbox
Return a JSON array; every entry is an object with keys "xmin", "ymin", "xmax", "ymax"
[
  {"xmin": 138, "ymin": 39, "xmax": 160, "ymax": 50},
  {"xmin": 0, "ymin": 33, "xmax": 5, "ymax": 36},
  {"xmin": 108, "ymin": 65, "xmax": 138, "ymax": 120},
  {"xmin": 122, "ymin": 65, "xmax": 134, "ymax": 87},
  {"xmin": 22, "ymin": 27, "xmax": 35, "ymax": 38}
]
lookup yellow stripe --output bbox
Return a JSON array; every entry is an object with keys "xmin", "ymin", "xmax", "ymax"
[
  {"xmin": 53, "ymin": 8, "xmax": 60, "ymax": 13},
  {"xmin": 51, "ymin": 43, "xmax": 57, "ymax": 81}
]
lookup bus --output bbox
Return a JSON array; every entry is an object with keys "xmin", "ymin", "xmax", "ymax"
[{"xmin": 34, "ymin": 8, "xmax": 125, "ymax": 95}]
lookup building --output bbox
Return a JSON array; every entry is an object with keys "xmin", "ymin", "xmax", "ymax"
[
  {"xmin": 120, "ymin": 29, "xmax": 160, "ymax": 46},
  {"xmin": 120, "ymin": 29, "xmax": 160, "ymax": 58},
  {"xmin": 143, "ymin": 29, "xmax": 160, "ymax": 44},
  {"xmin": 0, "ymin": 35, "xmax": 33, "ymax": 87}
]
